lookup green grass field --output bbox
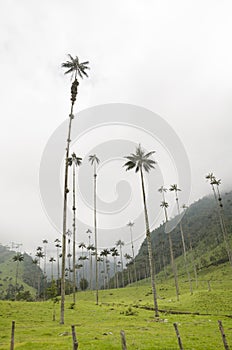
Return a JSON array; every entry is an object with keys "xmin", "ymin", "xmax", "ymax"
[{"xmin": 0, "ymin": 263, "xmax": 232, "ymax": 349}]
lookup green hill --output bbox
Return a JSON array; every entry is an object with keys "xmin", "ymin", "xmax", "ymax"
[
  {"xmin": 116, "ymin": 191, "xmax": 232, "ymax": 286},
  {"xmin": 0, "ymin": 245, "xmax": 43, "ymax": 300}
]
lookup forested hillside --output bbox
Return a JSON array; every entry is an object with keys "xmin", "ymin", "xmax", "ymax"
[
  {"xmin": 0, "ymin": 245, "xmax": 43, "ymax": 300},
  {"xmin": 134, "ymin": 191, "xmax": 232, "ymax": 280}
]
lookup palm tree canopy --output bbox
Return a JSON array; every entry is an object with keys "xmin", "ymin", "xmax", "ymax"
[
  {"xmin": 124, "ymin": 144, "xmax": 156, "ymax": 173},
  {"xmin": 36, "ymin": 251, "xmax": 44, "ymax": 259},
  {"xmin": 61, "ymin": 54, "xmax": 90, "ymax": 79},
  {"xmin": 68, "ymin": 153, "xmax": 82, "ymax": 167},
  {"xmin": 158, "ymin": 186, "xmax": 168, "ymax": 193},
  {"xmin": 211, "ymin": 177, "xmax": 221, "ymax": 186},
  {"xmin": 89, "ymin": 154, "xmax": 100, "ymax": 165},
  {"xmin": 112, "ymin": 250, "xmax": 119, "ymax": 257},
  {"xmin": 205, "ymin": 172, "xmax": 215, "ymax": 181},
  {"xmin": 13, "ymin": 253, "xmax": 24, "ymax": 262},
  {"xmin": 169, "ymin": 184, "xmax": 181, "ymax": 192},
  {"xmin": 100, "ymin": 249, "xmax": 110, "ymax": 257},
  {"xmin": 160, "ymin": 201, "xmax": 169, "ymax": 208},
  {"xmin": 127, "ymin": 221, "xmax": 134, "ymax": 228},
  {"xmin": 124, "ymin": 253, "xmax": 132, "ymax": 260},
  {"xmin": 78, "ymin": 242, "xmax": 86, "ymax": 249},
  {"xmin": 116, "ymin": 239, "xmax": 124, "ymax": 247}
]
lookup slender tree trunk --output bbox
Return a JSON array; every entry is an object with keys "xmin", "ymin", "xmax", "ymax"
[
  {"xmin": 15, "ymin": 261, "xmax": 19, "ymax": 300},
  {"xmin": 72, "ymin": 163, "xmax": 76, "ymax": 303},
  {"xmin": 114, "ymin": 257, "xmax": 117, "ymax": 288},
  {"xmin": 162, "ymin": 196, "xmax": 179, "ymax": 301},
  {"xmin": 176, "ymin": 194, "xmax": 192, "ymax": 295},
  {"xmin": 94, "ymin": 165, "xmax": 99, "ymax": 304},
  {"xmin": 119, "ymin": 245, "xmax": 124, "ymax": 287},
  {"xmin": 140, "ymin": 168, "xmax": 159, "ymax": 317},
  {"xmin": 61, "ymin": 77, "xmax": 78, "ymax": 324},
  {"xmin": 187, "ymin": 229, "xmax": 198, "ymax": 288},
  {"xmin": 43, "ymin": 245, "xmax": 47, "ymax": 300},
  {"xmin": 129, "ymin": 226, "xmax": 137, "ymax": 282}
]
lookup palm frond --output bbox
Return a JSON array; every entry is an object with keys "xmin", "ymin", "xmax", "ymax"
[{"xmin": 123, "ymin": 160, "xmax": 136, "ymax": 171}]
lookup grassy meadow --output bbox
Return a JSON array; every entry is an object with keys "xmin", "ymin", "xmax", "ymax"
[{"xmin": 0, "ymin": 263, "xmax": 232, "ymax": 349}]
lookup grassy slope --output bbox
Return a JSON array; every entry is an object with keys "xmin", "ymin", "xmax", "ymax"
[
  {"xmin": 0, "ymin": 263, "xmax": 232, "ymax": 349},
  {"xmin": 0, "ymin": 252, "xmax": 36, "ymax": 299}
]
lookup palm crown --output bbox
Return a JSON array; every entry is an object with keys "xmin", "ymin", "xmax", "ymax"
[
  {"xmin": 61, "ymin": 54, "xmax": 90, "ymax": 80},
  {"xmin": 158, "ymin": 186, "xmax": 168, "ymax": 193},
  {"xmin": 89, "ymin": 154, "xmax": 100, "ymax": 166},
  {"xmin": 169, "ymin": 184, "xmax": 181, "ymax": 192},
  {"xmin": 127, "ymin": 221, "xmax": 134, "ymax": 228},
  {"xmin": 124, "ymin": 144, "xmax": 156, "ymax": 173}
]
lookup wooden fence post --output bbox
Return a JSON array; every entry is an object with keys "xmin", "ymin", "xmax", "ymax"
[
  {"xmin": 10, "ymin": 320, "xmax": 15, "ymax": 350},
  {"xmin": 218, "ymin": 320, "xmax": 230, "ymax": 350},
  {"xmin": 71, "ymin": 325, "xmax": 78, "ymax": 350},
  {"xmin": 173, "ymin": 322, "xmax": 184, "ymax": 350},
  {"xmin": 120, "ymin": 330, "xmax": 127, "ymax": 350}
]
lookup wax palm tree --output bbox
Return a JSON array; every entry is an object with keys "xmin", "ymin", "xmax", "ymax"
[
  {"xmin": 32, "ymin": 257, "xmax": 39, "ymax": 289},
  {"xmin": 78, "ymin": 242, "xmax": 86, "ymax": 279},
  {"xmin": 68, "ymin": 152, "xmax": 82, "ymax": 302},
  {"xmin": 124, "ymin": 253, "xmax": 133, "ymax": 285},
  {"xmin": 169, "ymin": 184, "xmax": 192, "ymax": 294},
  {"xmin": 54, "ymin": 239, "xmax": 61, "ymax": 283},
  {"xmin": 42, "ymin": 239, "xmax": 48, "ymax": 277},
  {"xmin": 116, "ymin": 239, "xmax": 125, "ymax": 287},
  {"xmin": 60, "ymin": 54, "xmax": 89, "ymax": 324},
  {"xmin": 159, "ymin": 186, "xmax": 179, "ymax": 300},
  {"xmin": 100, "ymin": 248, "xmax": 110, "ymax": 289},
  {"xmin": 13, "ymin": 253, "xmax": 24, "ymax": 300},
  {"xmin": 42, "ymin": 239, "xmax": 48, "ymax": 299},
  {"xmin": 182, "ymin": 204, "xmax": 198, "ymax": 287},
  {"xmin": 86, "ymin": 228, "xmax": 94, "ymax": 290},
  {"xmin": 89, "ymin": 154, "xmax": 100, "ymax": 303},
  {"xmin": 66, "ymin": 229, "xmax": 72, "ymax": 280},
  {"xmin": 206, "ymin": 173, "xmax": 232, "ymax": 267},
  {"xmin": 111, "ymin": 247, "xmax": 119, "ymax": 288},
  {"xmin": 124, "ymin": 144, "xmax": 159, "ymax": 317},
  {"xmin": 127, "ymin": 221, "xmax": 137, "ymax": 283},
  {"xmin": 36, "ymin": 247, "xmax": 44, "ymax": 299},
  {"xmin": 49, "ymin": 257, "xmax": 56, "ymax": 280}
]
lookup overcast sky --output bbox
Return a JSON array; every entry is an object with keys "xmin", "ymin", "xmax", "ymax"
[{"xmin": 0, "ymin": 0, "xmax": 232, "ymax": 258}]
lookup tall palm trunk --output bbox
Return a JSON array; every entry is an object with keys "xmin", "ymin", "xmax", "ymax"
[
  {"xmin": 187, "ymin": 229, "xmax": 198, "ymax": 288},
  {"xmin": 212, "ymin": 184, "xmax": 232, "ymax": 267},
  {"xmin": 140, "ymin": 168, "xmax": 159, "ymax": 317},
  {"xmin": 15, "ymin": 260, "xmax": 19, "ymax": 300},
  {"xmin": 43, "ymin": 245, "xmax": 47, "ymax": 300},
  {"xmin": 72, "ymin": 162, "xmax": 77, "ymax": 303},
  {"xmin": 60, "ymin": 76, "xmax": 78, "ymax": 324},
  {"xmin": 162, "ymin": 202, "xmax": 179, "ymax": 300},
  {"xmin": 94, "ymin": 164, "xmax": 99, "ymax": 303},
  {"xmin": 129, "ymin": 226, "xmax": 137, "ymax": 283},
  {"xmin": 175, "ymin": 194, "xmax": 192, "ymax": 294},
  {"xmin": 119, "ymin": 245, "xmax": 124, "ymax": 287}
]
